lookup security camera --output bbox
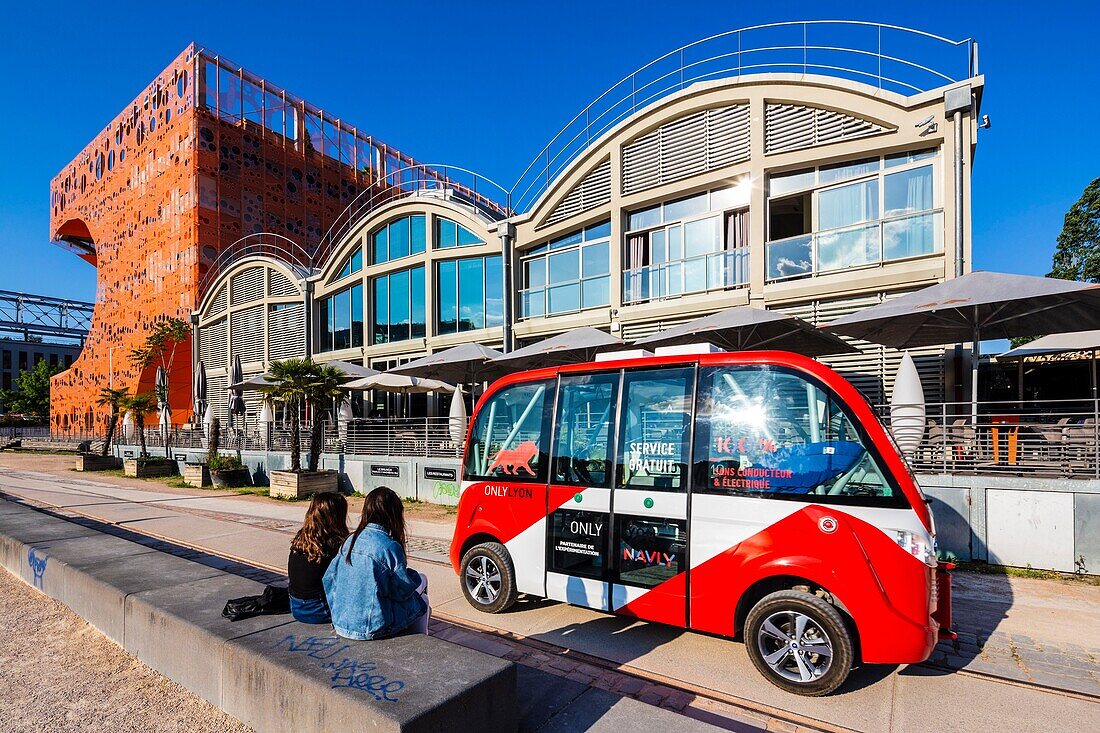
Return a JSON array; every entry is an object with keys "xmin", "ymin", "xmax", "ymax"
[
  {"xmin": 979, "ymin": 114, "xmax": 991, "ymax": 129},
  {"xmin": 915, "ymin": 114, "xmax": 935, "ymax": 128}
]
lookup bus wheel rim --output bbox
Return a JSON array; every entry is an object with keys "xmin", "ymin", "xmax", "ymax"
[
  {"xmin": 465, "ymin": 555, "xmax": 501, "ymax": 605},
  {"xmin": 757, "ymin": 610, "xmax": 833, "ymax": 684}
]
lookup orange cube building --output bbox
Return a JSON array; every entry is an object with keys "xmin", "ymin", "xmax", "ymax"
[{"xmin": 47, "ymin": 44, "xmax": 444, "ymax": 431}]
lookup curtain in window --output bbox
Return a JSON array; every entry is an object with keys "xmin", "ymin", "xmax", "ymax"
[
  {"xmin": 725, "ymin": 210, "xmax": 749, "ymax": 285},
  {"xmin": 819, "ymin": 180, "xmax": 878, "ymax": 230},
  {"xmin": 626, "ymin": 234, "xmax": 647, "ymax": 302}
]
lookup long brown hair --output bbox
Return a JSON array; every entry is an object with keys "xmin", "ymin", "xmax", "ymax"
[
  {"xmin": 346, "ymin": 486, "xmax": 406, "ymax": 564},
  {"xmin": 290, "ymin": 492, "xmax": 349, "ymax": 563}
]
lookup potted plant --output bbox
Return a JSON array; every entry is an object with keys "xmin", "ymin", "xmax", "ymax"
[
  {"xmin": 208, "ymin": 451, "xmax": 251, "ymax": 488},
  {"xmin": 263, "ymin": 358, "xmax": 343, "ymax": 499},
  {"xmin": 120, "ymin": 392, "xmax": 177, "ymax": 478},
  {"xmin": 75, "ymin": 387, "xmax": 128, "ymax": 471},
  {"xmin": 182, "ymin": 417, "xmax": 217, "ymax": 487}
]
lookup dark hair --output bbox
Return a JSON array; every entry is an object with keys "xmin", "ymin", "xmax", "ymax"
[
  {"xmin": 345, "ymin": 486, "xmax": 407, "ymax": 564},
  {"xmin": 290, "ymin": 492, "xmax": 349, "ymax": 563}
]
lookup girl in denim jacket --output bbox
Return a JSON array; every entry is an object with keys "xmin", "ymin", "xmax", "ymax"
[{"xmin": 324, "ymin": 486, "xmax": 428, "ymax": 640}]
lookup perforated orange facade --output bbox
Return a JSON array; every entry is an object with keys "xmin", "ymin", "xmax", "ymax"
[{"xmin": 48, "ymin": 44, "xmax": 431, "ymax": 430}]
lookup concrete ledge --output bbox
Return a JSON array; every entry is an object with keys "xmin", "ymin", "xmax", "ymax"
[{"xmin": 0, "ymin": 500, "xmax": 518, "ymax": 732}]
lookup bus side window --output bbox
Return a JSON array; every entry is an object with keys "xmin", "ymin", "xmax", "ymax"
[
  {"xmin": 463, "ymin": 380, "xmax": 553, "ymax": 482},
  {"xmin": 552, "ymin": 373, "xmax": 619, "ymax": 487},
  {"xmin": 615, "ymin": 367, "xmax": 694, "ymax": 493},
  {"xmin": 692, "ymin": 366, "xmax": 903, "ymax": 505}
]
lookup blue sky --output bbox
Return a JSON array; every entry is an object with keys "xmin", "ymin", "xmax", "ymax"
[{"xmin": 0, "ymin": 1, "xmax": 1096, "ymax": 303}]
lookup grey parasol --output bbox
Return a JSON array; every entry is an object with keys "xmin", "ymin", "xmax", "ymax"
[
  {"xmin": 389, "ymin": 343, "xmax": 504, "ymax": 385},
  {"xmin": 229, "ymin": 354, "xmax": 246, "ymax": 417},
  {"xmin": 636, "ymin": 305, "xmax": 856, "ymax": 357},
  {"xmin": 823, "ymin": 271, "xmax": 1100, "ymax": 422},
  {"xmin": 192, "ymin": 361, "xmax": 207, "ymax": 424},
  {"xmin": 343, "ymin": 372, "xmax": 455, "ymax": 394},
  {"xmin": 490, "ymin": 327, "xmax": 624, "ymax": 370}
]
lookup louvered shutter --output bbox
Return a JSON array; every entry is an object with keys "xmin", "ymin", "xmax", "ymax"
[
  {"xmin": 200, "ymin": 318, "xmax": 227, "ymax": 370},
  {"xmin": 622, "ymin": 105, "xmax": 750, "ymax": 196},
  {"xmin": 268, "ymin": 304, "xmax": 305, "ymax": 360},
  {"xmin": 545, "ymin": 158, "xmax": 612, "ymax": 226},
  {"xmin": 230, "ymin": 266, "xmax": 265, "ymax": 305},
  {"xmin": 230, "ymin": 305, "xmax": 265, "ymax": 363},
  {"xmin": 268, "ymin": 268, "xmax": 300, "ymax": 297},
  {"xmin": 765, "ymin": 103, "xmax": 890, "ymax": 155}
]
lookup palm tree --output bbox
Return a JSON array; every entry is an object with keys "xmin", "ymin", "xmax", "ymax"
[
  {"xmin": 306, "ymin": 363, "xmax": 347, "ymax": 472},
  {"xmin": 95, "ymin": 387, "xmax": 129, "ymax": 457},
  {"xmin": 262, "ymin": 358, "xmax": 315, "ymax": 472},
  {"xmin": 121, "ymin": 393, "xmax": 158, "ymax": 459}
]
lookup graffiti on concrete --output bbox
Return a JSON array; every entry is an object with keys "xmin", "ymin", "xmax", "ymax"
[
  {"xmin": 274, "ymin": 634, "xmax": 405, "ymax": 702},
  {"xmin": 433, "ymin": 481, "xmax": 460, "ymax": 501},
  {"xmin": 27, "ymin": 548, "xmax": 47, "ymax": 590}
]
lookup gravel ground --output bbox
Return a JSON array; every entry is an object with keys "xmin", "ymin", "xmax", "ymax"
[{"xmin": 0, "ymin": 566, "xmax": 252, "ymax": 733}]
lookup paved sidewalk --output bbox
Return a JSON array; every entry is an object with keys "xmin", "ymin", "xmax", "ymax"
[{"xmin": 2, "ymin": 454, "xmax": 1098, "ymax": 732}]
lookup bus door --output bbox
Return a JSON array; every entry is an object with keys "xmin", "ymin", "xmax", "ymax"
[
  {"xmin": 609, "ymin": 367, "xmax": 694, "ymax": 627},
  {"xmin": 545, "ymin": 373, "xmax": 619, "ymax": 611}
]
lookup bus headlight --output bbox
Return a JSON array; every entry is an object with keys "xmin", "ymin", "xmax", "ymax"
[{"xmin": 894, "ymin": 530, "xmax": 937, "ymax": 568}]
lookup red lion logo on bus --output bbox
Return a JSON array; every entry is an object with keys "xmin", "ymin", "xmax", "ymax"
[{"xmin": 487, "ymin": 441, "xmax": 539, "ymax": 476}]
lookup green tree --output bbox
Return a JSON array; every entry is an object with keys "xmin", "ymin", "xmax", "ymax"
[
  {"xmin": 305, "ymin": 363, "xmax": 347, "ymax": 472},
  {"xmin": 1049, "ymin": 177, "xmax": 1100, "ymax": 283},
  {"xmin": 262, "ymin": 358, "xmax": 315, "ymax": 472},
  {"xmin": 121, "ymin": 393, "xmax": 158, "ymax": 459},
  {"xmin": 2, "ymin": 360, "xmax": 63, "ymax": 416},
  {"xmin": 95, "ymin": 387, "xmax": 129, "ymax": 457},
  {"xmin": 131, "ymin": 317, "xmax": 191, "ymax": 454}
]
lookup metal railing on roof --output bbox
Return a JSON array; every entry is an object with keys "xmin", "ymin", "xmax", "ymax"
[
  {"xmin": 313, "ymin": 164, "xmax": 511, "ymax": 268},
  {"xmin": 197, "ymin": 233, "xmax": 314, "ymax": 303},
  {"xmin": 509, "ymin": 21, "xmax": 978, "ymax": 213}
]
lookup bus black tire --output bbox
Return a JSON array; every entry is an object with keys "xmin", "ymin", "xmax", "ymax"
[
  {"xmin": 459, "ymin": 541, "xmax": 518, "ymax": 613},
  {"xmin": 744, "ymin": 590, "xmax": 854, "ymax": 696}
]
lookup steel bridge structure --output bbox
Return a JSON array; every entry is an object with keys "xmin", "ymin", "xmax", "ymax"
[{"xmin": 0, "ymin": 291, "xmax": 93, "ymax": 344}]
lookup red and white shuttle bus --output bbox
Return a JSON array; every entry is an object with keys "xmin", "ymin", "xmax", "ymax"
[{"xmin": 450, "ymin": 350, "xmax": 951, "ymax": 695}]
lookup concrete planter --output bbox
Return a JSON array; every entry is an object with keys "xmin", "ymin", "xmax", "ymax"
[
  {"xmin": 210, "ymin": 468, "xmax": 252, "ymax": 489},
  {"xmin": 123, "ymin": 458, "xmax": 178, "ymax": 479},
  {"xmin": 73, "ymin": 453, "xmax": 123, "ymax": 472},
  {"xmin": 269, "ymin": 470, "xmax": 338, "ymax": 499},
  {"xmin": 182, "ymin": 463, "xmax": 211, "ymax": 487}
]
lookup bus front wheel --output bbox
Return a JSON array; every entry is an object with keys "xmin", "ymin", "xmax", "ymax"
[
  {"xmin": 744, "ymin": 590, "xmax": 854, "ymax": 696},
  {"xmin": 459, "ymin": 542, "xmax": 518, "ymax": 613}
]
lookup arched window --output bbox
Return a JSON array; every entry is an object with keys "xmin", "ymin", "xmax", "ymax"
[
  {"xmin": 435, "ymin": 216, "xmax": 484, "ymax": 249},
  {"xmin": 371, "ymin": 215, "xmax": 427, "ymax": 264}
]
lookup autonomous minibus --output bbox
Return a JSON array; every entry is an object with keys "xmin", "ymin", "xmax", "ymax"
[{"xmin": 449, "ymin": 349, "xmax": 951, "ymax": 696}]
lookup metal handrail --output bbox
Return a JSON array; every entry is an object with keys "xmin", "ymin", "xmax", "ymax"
[
  {"xmin": 314, "ymin": 164, "xmax": 511, "ymax": 268},
  {"xmin": 196, "ymin": 232, "xmax": 314, "ymax": 303},
  {"xmin": 509, "ymin": 21, "xmax": 977, "ymax": 213}
]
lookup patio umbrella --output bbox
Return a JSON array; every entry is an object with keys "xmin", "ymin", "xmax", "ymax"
[
  {"xmin": 390, "ymin": 343, "xmax": 504, "ymax": 385},
  {"xmin": 449, "ymin": 384, "xmax": 468, "ymax": 444},
  {"xmin": 202, "ymin": 402, "xmax": 213, "ymax": 437},
  {"xmin": 155, "ymin": 366, "xmax": 171, "ymax": 425},
  {"xmin": 635, "ymin": 305, "xmax": 856, "ymax": 357},
  {"xmin": 490, "ymin": 327, "xmax": 624, "ymax": 371},
  {"xmin": 229, "ymin": 355, "xmax": 246, "ymax": 419},
  {"xmin": 343, "ymin": 372, "xmax": 455, "ymax": 394},
  {"xmin": 999, "ymin": 330, "xmax": 1100, "ymax": 401},
  {"xmin": 258, "ymin": 399, "xmax": 275, "ymax": 427},
  {"xmin": 193, "ymin": 361, "xmax": 207, "ymax": 426},
  {"xmin": 823, "ymin": 271, "xmax": 1100, "ymax": 422},
  {"xmin": 337, "ymin": 397, "xmax": 354, "ymax": 440},
  {"xmin": 323, "ymin": 360, "xmax": 381, "ymax": 378},
  {"xmin": 122, "ymin": 410, "xmax": 134, "ymax": 442},
  {"xmin": 230, "ymin": 373, "xmax": 275, "ymax": 390}
]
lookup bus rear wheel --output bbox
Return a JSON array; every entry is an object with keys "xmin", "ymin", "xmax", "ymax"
[
  {"xmin": 460, "ymin": 542, "xmax": 518, "ymax": 614},
  {"xmin": 744, "ymin": 590, "xmax": 854, "ymax": 696}
]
